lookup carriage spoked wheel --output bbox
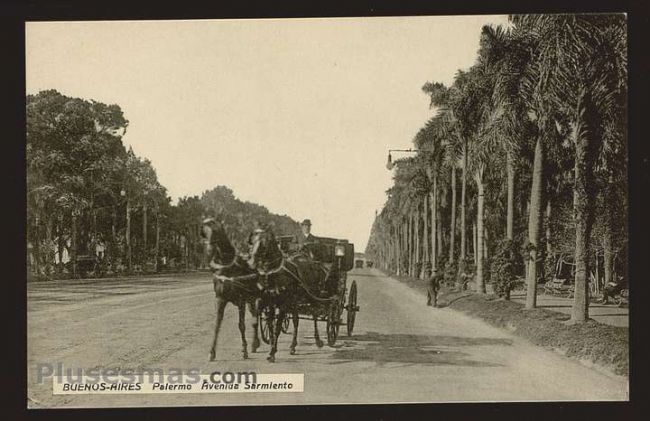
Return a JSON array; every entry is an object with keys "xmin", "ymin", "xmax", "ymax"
[
  {"xmin": 281, "ymin": 314, "xmax": 291, "ymax": 334},
  {"xmin": 326, "ymin": 301, "xmax": 341, "ymax": 346},
  {"xmin": 259, "ymin": 311, "xmax": 289, "ymax": 344},
  {"xmin": 259, "ymin": 310, "xmax": 273, "ymax": 345},
  {"xmin": 346, "ymin": 280, "xmax": 358, "ymax": 337}
]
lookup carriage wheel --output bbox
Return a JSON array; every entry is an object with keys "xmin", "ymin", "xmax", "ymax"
[
  {"xmin": 258, "ymin": 311, "xmax": 272, "ymax": 345},
  {"xmin": 281, "ymin": 314, "xmax": 290, "ymax": 334},
  {"xmin": 346, "ymin": 280, "xmax": 358, "ymax": 337},
  {"xmin": 326, "ymin": 302, "xmax": 340, "ymax": 346}
]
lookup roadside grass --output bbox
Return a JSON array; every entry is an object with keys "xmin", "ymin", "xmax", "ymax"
[{"xmin": 390, "ymin": 273, "xmax": 629, "ymax": 377}]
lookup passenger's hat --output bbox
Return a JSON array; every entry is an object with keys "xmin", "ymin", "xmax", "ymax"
[
  {"xmin": 202, "ymin": 217, "xmax": 216, "ymax": 225},
  {"xmin": 301, "ymin": 219, "xmax": 312, "ymax": 226}
]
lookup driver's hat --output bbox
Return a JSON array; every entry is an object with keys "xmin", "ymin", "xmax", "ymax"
[
  {"xmin": 202, "ymin": 217, "xmax": 216, "ymax": 225},
  {"xmin": 301, "ymin": 219, "xmax": 312, "ymax": 226}
]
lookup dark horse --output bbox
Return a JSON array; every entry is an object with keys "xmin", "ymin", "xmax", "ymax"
[
  {"xmin": 249, "ymin": 229, "xmax": 336, "ymax": 362},
  {"xmin": 202, "ymin": 220, "xmax": 262, "ymax": 361}
]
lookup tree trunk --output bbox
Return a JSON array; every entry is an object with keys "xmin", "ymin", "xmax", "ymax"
[
  {"xmin": 603, "ymin": 175, "xmax": 614, "ymax": 288},
  {"xmin": 143, "ymin": 202, "xmax": 148, "ymax": 261},
  {"xmin": 460, "ymin": 141, "xmax": 467, "ymax": 262},
  {"xmin": 603, "ymin": 230, "xmax": 613, "ymax": 286},
  {"xmin": 126, "ymin": 198, "xmax": 132, "ymax": 271},
  {"xmin": 436, "ymin": 204, "xmax": 442, "ymax": 260},
  {"xmin": 423, "ymin": 194, "xmax": 429, "ymax": 266},
  {"xmin": 111, "ymin": 207, "xmax": 117, "ymax": 261},
  {"xmin": 71, "ymin": 212, "xmax": 78, "ymax": 278},
  {"xmin": 409, "ymin": 209, "xmax": 415, "ymax": 276},
  {"xmin": 484, "ymin": 227, "xmax": 489, "ymax": 260},
  {"xmin": 506, "ymin": 151, "xmax": 515, "ymax": 240},
  {"xmin": 155, "ymin": 206, "xmax": 160, "ymax": 272},
  {"xmin": 57, "ymin": 215, "xmax": 64, "ymax": 270},
  {"xmin": 415, "ymin": 202, "xmax": 420, "ymax": 277},
  {"xmin": 571, "ymin": 129, "xmax": 594, "ymax": 323},
  {"xmin": 431, "ymin": 177, "xmax": 438, "ymax": 271},
  {"xmin": 449, "ymin": 165, "xmax": 457, "ymax": 263},
  {"xmin": 33, "ymin": 214, "xmax": 41, "ymax": 276},
  {"xmin": 476, "ymin": 172, "xmax": 486, "ymax": 294},
  {"xmin": 546, "ymin": 200, "xmax": 552, "ymax": 254},
  {"xmin": 396, "ymin": 225, "xmax": 401, "ymax": 275},
  {"xmin": 45, "ymin": 218, "xmax": 53, "ymax": 275},
  {"xmin": 526, "ymin": 136, "xmax": 544, "ymax": 309},
  {"xmin": 473, "ymin": 222, "xmax": 478, "ymax": 265}
]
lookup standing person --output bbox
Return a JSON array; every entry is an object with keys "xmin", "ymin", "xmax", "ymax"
[{"xmin": 426, "ymin": 264, "xmax": 441, "ymax": 307}]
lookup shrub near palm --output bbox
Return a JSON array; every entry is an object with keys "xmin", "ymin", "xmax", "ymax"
[
  {"xmin": 490, "ymin": 239, "xmax": 523, "ymax": 300},
  {"xmin": 456, "ymin": 258, "xmax": 475, "ymax": 291}
]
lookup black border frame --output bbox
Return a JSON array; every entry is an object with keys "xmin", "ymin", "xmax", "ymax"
[{"xmin": 3, "ymin": 0, "xmax": 648, "ymax": 419}]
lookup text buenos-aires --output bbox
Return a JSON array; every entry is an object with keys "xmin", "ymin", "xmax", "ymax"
[{"xmin": 62, "ymin": 383, "xmax": 142, "ymax": 391}]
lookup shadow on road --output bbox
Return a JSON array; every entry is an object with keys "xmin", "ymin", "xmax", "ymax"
[{"xmin": 329, "ymin": 331, "xmax": 511, "ymax": 368}]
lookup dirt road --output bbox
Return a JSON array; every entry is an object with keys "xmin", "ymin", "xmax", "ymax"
[{"xmin": 27, "ymin": 268, "xmax": 628, "ymax": 408}]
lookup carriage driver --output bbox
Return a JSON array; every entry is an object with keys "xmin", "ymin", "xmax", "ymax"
[{"xmin": 297, "ymin": 219, "xmax": 316, "ymax": 248}]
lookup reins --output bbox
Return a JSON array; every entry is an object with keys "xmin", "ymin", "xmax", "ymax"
[
  {"xmin": 213, "ymin": 272, "xmax": 261, "ymax": 293},
  {"xmin": 258, "ymin": 254, "xmax": 338, "ymax": 303}
]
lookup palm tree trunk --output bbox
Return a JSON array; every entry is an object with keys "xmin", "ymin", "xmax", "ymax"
[
  {"xmin": 409, "ymin": 210, "xmax": 415, "ymax": 277},
  {"xmin": 476, "ymin": 171, "xmax": 486, "ymax": 294},
  {"xmin": 506, "ymin": 151, "xmax": 515, "ymax": 240},
  {"xmin": 415, "ymin": 203, "xmax": 420, "ymax": 277},
  {"xmin": 406, "ymin": 215, "xmax": 410, "ymax": 276},
  {"xmin": 423, "ymin": 194, "xmax": 429, "ymax": 266},
  {"xmin": 546, "ymin": 200, "xmax": 552, "ymax": 254},
  {"xmin": 431, "ymin": 177, "xmax": 438, "ymax": 271},
  {"xmin": 394, "ymin": 226, "xmax": 399, "ymax": 274},
  {"xmin": 460, "ymin": 141, "xmax": 467, "ymax": 261},
  {"xmin": 603, "ymin": 176, "xmax": 614, "ymax": 287},
  {"xmin": 571, "ymin": 130, "xmax": 594, "ymax": 323},
  {"xmin": 526, "ymin": 136, "xmax": 544, "ymax": 309},
  {"xmin": 436, "ymin": 204, "xmax": 442, "ymax": 260},
  {"xmin": 473, "ymin": 222, "xmax": 478, "ymax": 265},
  {"xmin": 603, "ymin": 229, "xmax": 613, "ymax": 286},
  {"xmin": 449, "ymin": 165, "xmax": 457, "ymax": 263},
  {"xmin": 484, "ymin": 227, "xmax": 489, "ymax": 260}
]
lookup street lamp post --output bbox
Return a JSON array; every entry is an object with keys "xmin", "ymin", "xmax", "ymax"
[{"xmin": 386, "ymin": 148, "xmax": 419, "ymax": 170}]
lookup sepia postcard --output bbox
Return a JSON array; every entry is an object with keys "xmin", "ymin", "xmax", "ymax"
[{"xmin": 25, "ymin": 14, "xmax": 629, "ymax": 408}]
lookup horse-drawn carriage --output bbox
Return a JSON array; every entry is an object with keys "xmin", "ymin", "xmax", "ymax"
[
  {"xmin": 257, "ymin": 236, "xmax": 359, "ymax": 347},
  {"xmin": 203, "ymin": 218, "xmax": 360, "ymax": 363}
]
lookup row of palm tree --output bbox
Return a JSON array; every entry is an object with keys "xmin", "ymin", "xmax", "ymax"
[{"xmin": 365, "ymin": 14, "xmax": 627, "ymax": 323}]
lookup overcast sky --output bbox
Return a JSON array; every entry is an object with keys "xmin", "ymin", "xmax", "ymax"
[{"xmin": 26, "ymin": 15, "xmax": 509, "ymax": 251}]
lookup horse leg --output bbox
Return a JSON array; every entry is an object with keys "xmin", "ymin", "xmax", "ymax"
[
  {"xmin": 209, "ymin": 296, "xmax": 227, "ymax": 361},
  {"xmin": 249, "ymin": 299, "xmax": 260, "ymax": 353},
  {"xmin": 238, "ymin": 303, "xmax": 248, "ymax": 359},
  {"xmin": 266, "ymin": 308, "xmax": 283, "ymax": 363},
  {"xmin": 313, "ymin": 314, "xmax": 324, "ymax": 348},
  {"xmin": 289, "ymin": 311, "xmax": 299, "ymax": 355}
]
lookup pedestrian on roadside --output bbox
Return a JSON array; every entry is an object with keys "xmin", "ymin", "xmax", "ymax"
[{"xmin": 427, "ymin": 266, "xmax": 441, "ymax": 308}]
